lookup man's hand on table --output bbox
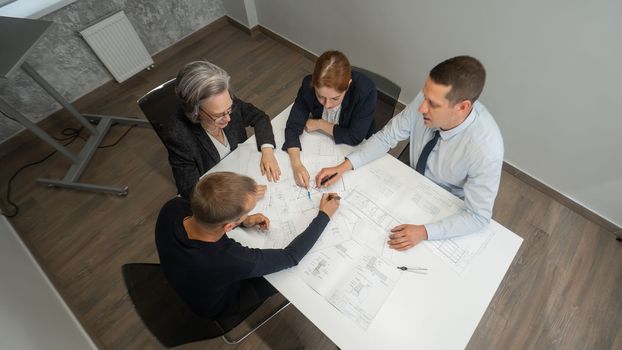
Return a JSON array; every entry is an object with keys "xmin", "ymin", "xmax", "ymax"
[
  {"xmin": 242, "ymin": 213, "xmax": 270, "ymax": 231},
  {"xmin": 388, "ymin": 224, "xmax": 428, "ymax": 250},
  {"xmin": 315, "ymin": 159, "xmax": 353, "ymax": 188},
  {"xmin": 319, "ymin": 193, "xmax": 341, "ymax": 218}
]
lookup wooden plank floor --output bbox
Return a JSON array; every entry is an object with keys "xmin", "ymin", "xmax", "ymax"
[{"xmin": 1, "ymin": 17, "xmax": 620, "ymax": 350}]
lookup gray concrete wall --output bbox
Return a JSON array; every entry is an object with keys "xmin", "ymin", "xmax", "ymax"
[
  {"xmin": 0, "ymin": 0, "xmax": 225, "ymax": 142},
  {"xmin": 254, "ymin": 0, "xmax": 622, "ymax": 227}
]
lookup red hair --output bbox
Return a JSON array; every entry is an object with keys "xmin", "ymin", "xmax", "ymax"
[{"xmin": 312, "ymin": 51, "xmax": 351, "ymax": 92}]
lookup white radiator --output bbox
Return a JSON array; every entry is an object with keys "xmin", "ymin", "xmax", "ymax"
[{"xmin": 80, "ymin": 11, "xmax": 154, "ymax": 83}]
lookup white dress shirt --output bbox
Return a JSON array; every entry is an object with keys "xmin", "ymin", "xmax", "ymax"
[{"xmin": 347, "ymin": 92, "xmax": 504, "ymax": 240}]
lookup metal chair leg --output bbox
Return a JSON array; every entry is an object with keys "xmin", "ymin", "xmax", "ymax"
[{"xmin": 221, "ymin": 301, "xmax": 291, "ymax": 345}]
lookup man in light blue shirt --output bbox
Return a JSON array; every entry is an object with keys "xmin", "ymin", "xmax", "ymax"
[{"xmin": 316, "ymin": 56, "xmax": 504, "ymax": 250}]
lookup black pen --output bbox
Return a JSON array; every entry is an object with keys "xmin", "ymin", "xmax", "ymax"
[
  {"xmin": 320, "ymin": 172, "xmax": 338, "ymax": 186},
  {"xmin": 397, "ymin": 266, "xmax": 428, "ymax": 274}
]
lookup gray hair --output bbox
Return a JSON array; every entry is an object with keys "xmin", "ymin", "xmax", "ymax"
[{"xmin": 175, "ymin": 61, "xmax": 231, "ymax": 123}]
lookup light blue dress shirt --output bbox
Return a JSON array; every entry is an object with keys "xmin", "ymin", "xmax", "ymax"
[{"xmin": 347, "ymin": 92, "xmax": 504, "ymax": 240}]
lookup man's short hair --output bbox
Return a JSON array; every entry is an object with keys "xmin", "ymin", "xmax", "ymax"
[
  {"xmin": 429, "ymin": 56, "xmax": 486, "ymax": 105},
  {"xmin": 190, "ymin": 172, "xmax": 256, "ymax": 227}
]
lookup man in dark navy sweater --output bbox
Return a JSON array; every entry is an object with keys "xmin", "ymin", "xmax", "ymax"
[{"xmin": 155, "ymin": 171, "xmax": 340, "ymax": 319}]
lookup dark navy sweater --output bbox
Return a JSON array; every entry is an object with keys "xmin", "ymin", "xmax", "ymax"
[
  {"xmin": 283, "ymin": 70, "xmax": 377, "ymax": 150},
  {"xmin": 155, "ymin": 197, "xmax": 330, "ymax": 318}
]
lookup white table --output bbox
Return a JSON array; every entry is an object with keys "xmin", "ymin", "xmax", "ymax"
[{"xmin": 209, "ymin": 105, "xmax": 523, "ymax": 350}]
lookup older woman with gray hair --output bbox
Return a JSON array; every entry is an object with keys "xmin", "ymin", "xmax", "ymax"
[{"xmin": 166, "ymin": 61, "xmax": 280, "ymax": 199}]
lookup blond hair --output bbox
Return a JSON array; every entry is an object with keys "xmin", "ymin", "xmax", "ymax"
[{"xmin": 190, "ymin": 172, "xmax": 256, "ymax": 228}]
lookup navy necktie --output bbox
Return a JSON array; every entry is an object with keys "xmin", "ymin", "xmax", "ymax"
[{"xmin": 415, "ymin": 130, "xmax": 440, "ymax": 175}]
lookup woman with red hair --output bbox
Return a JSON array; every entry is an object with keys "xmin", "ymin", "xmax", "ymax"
[{"xmin": 282, "ymin": 50, "xmax": 377, "ymax": 188}]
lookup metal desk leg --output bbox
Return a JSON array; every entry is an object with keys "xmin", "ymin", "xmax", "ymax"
[
  {"xmin": 0, "ymin": 97, "xmax": 79, "ymax": 163},
  {"xmin": 0, "ymin": 63, "xmax": 152, "ymax": 196}
]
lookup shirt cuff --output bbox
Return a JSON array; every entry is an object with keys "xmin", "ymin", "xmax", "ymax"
[
  {"xmin": 260, "ymin": 144, "xmax": 275, "ymax": 149},
  {"xmin": 424, "ymin": 223, "xmax": 442, "ymax": 240},
  {"xmin": 345, "ymin": 153, "xmax": 363, "ymax": 170}
]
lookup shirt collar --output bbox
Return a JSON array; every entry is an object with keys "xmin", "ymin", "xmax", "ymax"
[{"xmin": 438, "ymin": 103, "xmax": 479, "ymax": 140}]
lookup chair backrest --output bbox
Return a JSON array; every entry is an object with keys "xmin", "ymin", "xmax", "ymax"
[
  {"xmin": 137, "ymin": 78, "xmax": 179, "ymax": 143},
  {"xmin": 397, "ymin": 145, "xmax": 410, "ymax": 166},
  {"xmin": 352, "ymin": 66, "xmax": 401, "ymax": 130},
  {"xmin": 122, "ymin": 263, "xmax": 227, "ymax": 348}
]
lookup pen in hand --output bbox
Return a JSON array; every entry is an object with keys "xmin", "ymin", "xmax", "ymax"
[
  {"xmin": 320, "ymin": 172, "xmax": 338, "ymax": 186},
  {"xmin": 328, "ymin": 194, "xmax": 341, "ymax": 201}
]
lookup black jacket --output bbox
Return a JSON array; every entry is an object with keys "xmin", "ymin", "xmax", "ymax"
[
  {"xmin": 282, "ymin": 70, "xmax": 377, "ymax": 150},
  {"xmin": 163, "ymin": 97, "xmax": 275, "ymax": 198}
]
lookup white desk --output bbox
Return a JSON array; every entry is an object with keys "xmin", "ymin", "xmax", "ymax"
[{"xmin": 209, "ymin": 105, "xmax": 523, "ymax": 350}]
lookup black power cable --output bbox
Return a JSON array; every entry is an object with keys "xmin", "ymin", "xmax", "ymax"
[{"xmin": 1, "ymin": 111, "xmax": 137, "ymax": 217}]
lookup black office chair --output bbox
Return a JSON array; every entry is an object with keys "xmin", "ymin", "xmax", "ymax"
[
  {"xmin": 137, "ymin": 78, "xmax": 179, "ymax": 145},
  {"xmin": 352, "ymin": 66, "xmax": 401, "ymax": 131},
  {"xmin": 397, "ymin": 145, "xmax": 410, "ymax": 166},
  {"xmin": 122, "ymin": 263, "xmax": 290, "ymax": 348}
]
